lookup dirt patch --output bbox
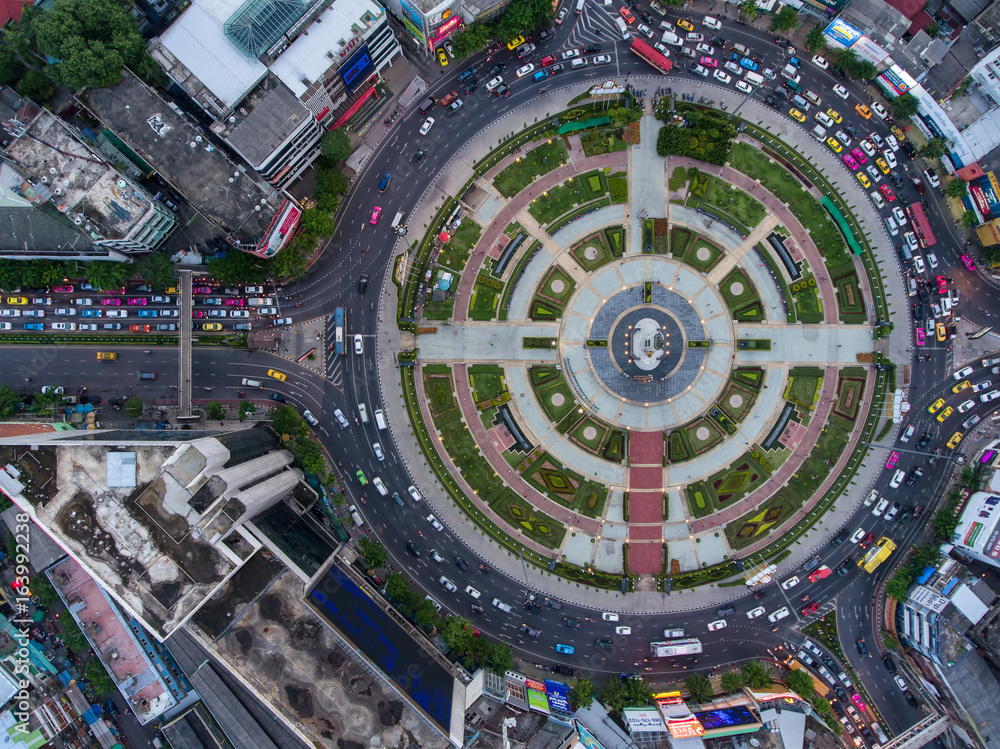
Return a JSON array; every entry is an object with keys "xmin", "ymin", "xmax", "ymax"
[
  {"xmin": 285, "ymin": 685, "xmax": 314, "ymax": 718},
  {"xmin": 326, "ymin": 651, "xmax": 346, "ymax": 670},
  {"xmin": 259, "ymin": 593, "xmax": 286, "ymax": 621},
  {"xmin": 377, "ymin": 700, "xmax": 404, "ymax": 726},
  {"xmin": 233, "ymin": 628, "xmax": 253, "ymax": 655}
]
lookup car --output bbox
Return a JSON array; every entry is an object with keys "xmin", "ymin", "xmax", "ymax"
[
  {"xmin": 739, "ymin": 57, "xmax": 756, "ymax": 70},
  {"xmin": 825, "ymin": 108, "xmax": 842, "ymax": 124},
  {"xmin": 126, "ymin": 297, "xmax": 147, "ymax": 306},
  {"xmin": 446, "ymin": 98, "xmax": 464, "ymax": 113},
  {"xmin": 857, "ymin": 140, "xmax": 876, "ymax": 158},
  {"xmin": 594, "ymin": 639, "xmax": 614, "ymax": 650},
  {"xmin": 696, "ymin": 43, "xmax": 714, "ymax": 54},
  {"xmin": 856, "ymin": 172, "xmax": 870, "ymax": 188},
  {"xmin": 436, "ymin": 47, "xmax": 448, "ymax": 66},
  {"xmin": 555, "ymin": 8, "xmax": 567, "ymax": 23},
  {"xmin": 886, "ymin": 450, "xmax": 901, "ymax": 469},
  {"xmin": 781, "ymin": 576, "xmax": 799, "ymax": 589},
  {"xmin": 100, "ymin": 297, "xmax": 121, "ymax": 306},
  {"xmin": 958, "ymin": 399, "xmax": 976, "ymax": 414},
  {"xmin": 801, "ymin": 602, "xmax": 820, "ymax": 615},
  {"xmin": 426, "ymin": 514, "xmax": 444, "ymax": 531},
  {"xmin": 411, "ymin": 149, "xmax": 425, "ymax": 163},
  {"xmin": 0, "ymin": 309, "xmax": 20, "ymax": 318},
  {"xmin": 419, "ymin": 117, "xmax": 435, "ymax": 135},
  {"xmin": 855, "ymin": 103, "xmax": 872, "ymax": 119},
  {"xmin": 540, "ymin": 54, "xmax": 557, "ymax": 68},
  {"xmin": 913, "ymin": 255, "xmax": 925, "ymax": 274},
  {"xmin": 924, "ymin": 169, "xmax": 941, "ymax": 188},
  {"xmin": 981, "ymin": 390, "xmax": 1000, "ymax": 403},
  {"xmin": 928, "ymin": 397, "xmax": 946, "ymax": 414},
  {"xmin": 688, "ymin": 63, "xmax": 709, "ymax": 77},
  {"xmin": 844, "ymin": 154, "xmax": 858, "ymax": 170},
  {"xmin": 713, "ymin": 70, "xmax": 731, "ymax": 84},
  {"xmin": 266, "ymin": 369, "xmax": 286, "ymax": 382},
  {"xmin": 789, "ymin": 108, "xmax": 805, "ymax": 122},
  {"xmin": 516, "ymin": 63, "xmax": 535, "ymax": 78},
  {"xmin": 506, "ymin": 35, "xmax": 525, "ymax": 50},
  {"xmin": 864, "ymin": 489, "xmax": 879, "ymax": 507},
  {"xmin": 954, "ymin": 380, "xmax": 971, "ymax": 394},
  {"xmin": 735, "ymin": 80, "xmax": 753, "ymax": 94},
  {"xmin": 905, "ymin": 468, "xmax": 924, "ymax": 486},
  {"xmin": 826, "ymin": 137, "xmax": 843, "ymax": 153},
  {"xmin": 700, "ymin": 56, "xmax": 717, "ymax": 68},
  {"xmin": 51, "ymin": 322, "xmax": 76, "ymax": 331},
  {"xmin": 353, "ymin": 334, "xmax": 363, "ymax": 354},
  {"xmin": 592, "ymin": 54, "xmax": 611, "ymax": 65},
  {"xmin": 889, "ymin": 469, "xmax": 905, "ymax": 488},
  {"xmin": 954, "ymin": 366, "xmax": 975, "ymax": 380},
  {"xmin": 851, "ymin": 147, "xmax": 867, "ymax": 164},
  {"xmin": 224, "ymin": 298, "xmax": 245, "ymax": 307},
  {"xmin": 677, "ymin": 18, "xmax": 694, "ymax": 30},
  {"xmin": 563, "ymin": 617, "xmax": 581, "ymax": 628},
  {"xmin": 725, "ymin": 60, "xmax": 741, "ymax": 74},
  {"xmin": 615, "ymin": 626, "xmax": 632, "ymax": 635},
  {"xmin": 856, "ymin": 638, "xmax": 869, "ymax": 657},
  {"xmin": 835, "ymin": 129, "xmax": 851, "ymax": 146},
  {"xmin": 405, "ymin": 541, "xmax": 421, "ymax": 558},
  {"xmin": 809, "ymin": 566, "xmax": 832, "ymax": 582},
  {"xmin": 879, "ymin": 185, "xmax": 896, "ymax": 201},
  {"xmin": 560, "ymin": 48, "xmax": 580, "ymax": 61},
  {"xmin": 886, "ymin": 502, "xmax": 901, "ymax": 521},
  {"xmin": 201, "ymin": 322, "xmax": 221, "ymax": 331},
  {"xmin": 915, "ymin": 327, "xmax": 925, "ymax": 346},
  {"xmin": 207, "ymin": 309, "xmax": 227, "ymax": 318},
  {"xmin": 555, "ymin": 644, "xmax": 575, "ymax": 654},
  {"xmin": 54, "ymin": 307, "xmax": 76, "ymax": 316},
  {"xmin": 137, "ymin": 309, "xmax": 158, "ymax": 318},
  {"xmin": 961, "ymin": 253, "xmax": 976, "ymax": 271},
  {"xmin": 269, "ymin": 393, "xmax": 287, "ymax": 404},
  {"xmin": 455, "ymin": 557, "xmax": 471, "ymax": 572},
  {"xmin": 708, "ymin": 619, "xmax": 727, "ymax": 631},
  {"xmin": 654, "ymin": 42, "xmax": 671, "ymax": 56},
  {"xmin": 601, "ymin": 612, "xmax": 619, "ymax": 621},
  {"xmin": 768, "ymin": 607, "xmax": 790, "ymax": 623},
  {"xmin": 408, "ymin": 485, "xmax": 422, "ymax": 502},
  {"xmin": 439, "ymin": 576, "xmax": 457, "ymax": 593},
  {"xmin": 937, "ymin": 406, "xmax": 954, "ymax": 422},
  {"xmin": 370, "ymin": 206, "xmax": 381, "ymax": 224},
  {"xmin": 871, "ymin": 101, "xmax": 887, "ymax": 119},
  {"xmin": 520, "ymin": 624, "xmax": 540, "ymax": 638},
  {"xmin": 852, "ymin": 694, "xmax": 867, "ymax": 711},
  {"xmin": 832, "ymin": 84, "xmax": 849, "ymax": 100},
  {"xmin": 377, "ymin": 174, "xmax": 391, "ymax": 193},
  {"xmin": 850, "ymin": 527, "xmax": 866, "ymax": 544},
  {"xmin": 746, "ymin": 606, "xmax": 766, "ymax": 619}
]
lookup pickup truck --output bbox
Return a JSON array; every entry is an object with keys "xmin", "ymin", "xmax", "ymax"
[{"xmin": 440, "ymin": 90, "xmax": 459, "ymax": 107}]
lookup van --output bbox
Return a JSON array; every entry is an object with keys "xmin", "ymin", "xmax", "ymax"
[
  {"xmin": 247, "ymin": 297, "xmax": 275, "ymax": 307},
  {"xmin": 661, "ymin": 30, "xmax": 682, "ymax": 46},
  {"xmin": 814, "ymin": 111, "xmax": 833, "ymax": 128},
  {"xmin": 374, "ymin": 408, "xmax": 387, "ymax": 430},
  {"xmin": 241, "ymin": 378, "xmax": 263, "ymax": 388},
  {"xmin": 418, "ymin": 97, "xmax": 436, "ymax": 115},
  {"xmin": 492, "ymin": 598, "xmax": 513, "ymax": 613},
  {"xmin": 791, "ymin": 94, "xmax": 810, "ymax": 111},
  {"xmin": 744, "ymin": 71, "xmax": 764, "ymax": 87},
  {"xmin": 664, "ymin": 627, "xmax": 685, "ymax": 638},
  {"xmin": 97, "ymin": 352, "xmax": 117, "ymax": 361},
  {"xmin": 885, "ymin": 216, "xmax": 898, "ymax": 236},
  {"xmin": 575, "ymin": 0, "xmax": 584, "ymax": 12},
  {"xmin": 732, "ymin": 43, "xmax": 750, "ymax": 56},
  {"xmin": 358, "ymin": 402, "xmax": 369, "ymax": 424},
  {"xmin": 811, "ymin": 125, "xmax": 827, "ymax": 141},
  {"xmin": 615, "ymin": 16, "xmax": 629, "ymax": 39},
  {"xmin": 391, "ymin": 211, "xmax": 405, "ymax": 228},
  {"xmin": 348, "ymin": 504, "xmax": 364, "ymax": 526},
  {"xmin": 804, "ymin": 89, "xmax": 822, "ymax": 107},
  {"xmin": 785, "ymin": 77, "xmax": 802, "ymax": 93},
  {"xmin": 899, "ymin": 242, "xmax": 913, "ymax": 261},
  {"xmin": 702, "ymin": 15, "xmax": 721, "ymax": 29}
]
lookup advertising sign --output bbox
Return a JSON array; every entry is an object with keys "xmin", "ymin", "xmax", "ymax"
[
  {"xmin": 978, "ymin": 173, "xmax": 1000, "ymax": 219},
  {"xmin": 526, "ymin": 678, "xmax": 549, "ymax": 714},
  {"xmin": 976, "ymin": 218, "xmax": 1000, "ymax": 247},
  {"xmin": 985, "ymin": 526, "xmax": 1000, "ymax": 559},
  {"xmin": 696, "ymin": 705, "xmax": 759, "ymax": 730},
  {"xmin": 970, "ymin": 182, "xmax": 992, "ymax": 218},
  {"xmin": 575, "ymin": 721, "xmax": 607, "ymax": 749},
  {"xmin": 339, "ymin": 44, "xmax": 374, "ymax": 91},
  {"xmin": 851, "ymin": 36, "xmax": 889, "ymax": 66},
  {"xmin": 879, "ymin": 67, "xmax": 913, "ymax": 95},
  {"xmin": 544, "ymin": 680, "xmax": 571, "ymax": 713},
  {"xmin": 666, "ymin": 716, "xmax": 706, "ymax": 738},
  {"xmin": 823, "ymin": 18, "xmax": 863, "ymax": 49},
  {"xmin": 623, "ymin": 708, "xmax": 667, "ymax": 733}
]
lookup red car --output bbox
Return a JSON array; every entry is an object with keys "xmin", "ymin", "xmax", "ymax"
[
  {"xmin": 540, "ymin": 55, "xmax": 556, "ymax": 67},
  {"xmin": 619, "ymin": 5, "xmax": 634, "ymax": 22},
  {"xmin": 224, "ymin": 298, "xmax": 245, "ymax": 306},
  {"xmin": 961, "ymin": 254, "xmax": 976, "ymax": 271},
  {"xmin": 100, "ymin": 297, "xmax": 121, "ymax": 306},
  {"xmin": 126, "ymin": 297, "xmax": 147, "ymax": 305},
  {"xmin": 808, "ymin": 566, "xmax": 832, "ymax": 582},
  {"xmin": 53, "ymin": 285, "xmax": 73, "ymax": 293},
  {"xmin": 886, "ymin": 450, "xmax": 900, "ymax": 469},
  {"xmin": 192, "ymin": 310, "xmax": 207, "ymax": 318},
  {"xmin": 801, "ymin": 602, "xmax": 820, "ymax": 615},
  {"xmin": 193, "ymin": 286, "xmax": 212, "ymax": 294},
  {"xmin": 935, "ymin": 276, "xmax": 948, "ymax": 294},
  {"xmin": 879, "ymin": 184, "xmax": 896, "ymax": 201},
  {"xmin": 130, "ymin": 324, "xmax": 150, "ymax": 332},
  {"xmin": 860, "ymin": 532, "xmax": 875, "ymax": 549}
]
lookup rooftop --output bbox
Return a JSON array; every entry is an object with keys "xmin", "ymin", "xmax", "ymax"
[
  {"xmin": 953, "ymin": 491, "xmax": 1000, "ymax": 560},
  {"xmin": 75, "ymin": 69, "xmax": 280, "ymax": 239},
  {"xmin": 4, "ymin": 110, "xmax": 160, "ymax": 241},
  {"xmin": 218, "ymin": 76, "xmax": 311, "ymax": 167}
]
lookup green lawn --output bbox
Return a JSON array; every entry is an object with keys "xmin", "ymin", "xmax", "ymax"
[
  {"xmin": 469, "ymin": 364, "xmax": 507, "ymax": 403},
  {"xmin": 570, "ymin": 231, "xmax": 616, "ymax": 271},
  {"xmin": 718, "ymin": 267, "xmax": 764, "ymax": 321},
  {"xmin": 580, "ymin": 128, "xmax": 628, "ymax": 156},
  {"xmin": 520, "ymin": 451, "xmax": 609, "ymax": 518},
  {"xmin": 527, "ymin": 170, "xmax": 608, "ymax": 226},
  {"xmin": 493, "ymin": 140, "xmax": 569, "ymax": 198},
  {"xmin": 438, "ymin": 219, "xmax": 482, "ymax": 271},
  {"xmin": 689, "ymin": 171, "xmax": 768, "ymax": 228},
  {"xmin": 785, "ymin": 373, "xmax": 822, "ymax": 409},
  {"xmin": 530, "ymin": 366, "xmax": 578, "ymax": 423},
  {"xmin": 469, "ymin": 282, "xmax": 501, "ymax": 320},
  {"xmin": 530, "ymin": 265, "xmax": 576, "ymax": 319}
]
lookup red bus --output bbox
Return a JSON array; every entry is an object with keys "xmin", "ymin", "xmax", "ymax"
[
  {"xmin": 906, "ymin": 203, "xmax": 936, "ymax": 248},
  {"xmin": 630, "ymin": 38, "xmax": 673, "ymax": 74}
]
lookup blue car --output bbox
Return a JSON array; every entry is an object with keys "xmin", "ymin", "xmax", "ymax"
[
  {"xmin": 23, "ymin": 323, "xmax": 43, "ymax": 331},
  {"xmin": 138, "ymin": 309, "xmax": 158, "ymax": 317},
  {"xmin": 533, "ymin": 70, "xmax": 549, "ymax": 81},
  {"xmin": 81, "ymin": 309, "xmax": 101, "ymax": 317},
  {"xmin": 378, "ymin": 173, "xmax": 391, "ymax": 192},
  {"xmin": 555, "ymin": 644, "xmax": 575, "ymax": 654},
  {"xmin": 740, "ymin": 57, "xmax": 757, "ymax": 70}
]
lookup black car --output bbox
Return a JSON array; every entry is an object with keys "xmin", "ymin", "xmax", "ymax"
[
  {"xmin": 524, "ymin": 601, "xmax": 541, "ymax": 613},
  {"xmin": 550, "ymin": 63, "xmax": 565, "ymax": 73},
  {"xmin": 765, "ymin": 95, "xmax": 780, "ymax": 109},
  {"xmin": 856, "ymin": 638, "xmax": 868, "ymax": 657},
  {"xmin": 883, "ymin": 654, "xmax": 896, "ymax": 672},
  {"xmin": 832, "ymin": 530, "xmax": 849, "ymax": 546},
  {"xmin": 595, "ymin": 639, "xmax": 613, "ymax": 650},
  {"xmin": 892, "ymin": 171, "xmax": 905, "ymax": 188},
  {"xmin": 774, "ymin": 37, "xmax": 790, "ymax": 48},
  {"xmin": 916, "ymin": 432, "xmax": 932, "ymax": 450},
  {"xmin": 212, "ymin": 235, "xmax": 229, "ymax": 251},
  {"xmin": 463, "ymin": 80, "xmax": 478, "ymax": 94},
  {"xmin": 913, "ymin": 302, "xmax": 923, "ymax": 320},
  {"xmin": 412, "ymin": 150, "xmax": 425, "ymax": 163},
  {"xmin": 563, "ymin": 617, "xmax": 581, "ymax": 628},
  {"xmin": 455, "ymin": 557, "xmax": 471, "ymax": 572},
  {"xmin": 405, "ymin": 541, "xmax": 421, "ymax": 557},
  {"xmin": 717, "ymin": 606, "xmax": 736, "ymax": 617},
  {"xmin": 834, "ymin": 685, "xmax": 848, "ymax": 701},
  {"xmin": 495, "ymin": 84, "xmax": 510, "ymax": 97},
  {"xmin": 844, "ymin": 124, "xmax": 859, "ymax": 138},
  {"xmin": 487, "ymin": 63, "xmax": 505, "ymax": 77},
  {"xmin": 269, "ymin": 393, "xmax": 287, "ymax": 403},
  {"xmin": 836, "ymin": 559, "xmax": 852, "ymax": 576},
  {"xmin": 538, "ymin": 26, "xmax": 556, "ymax": 41},
  {"xmin": 546, "ymin": 597, "xmax": 563, "ymax": 609},
  {"xmin": 711, "ymin": 36, "xmax": 725, "ymax": 46},
  {"xmin": 584, "ymin": 43, "xmax": 601, "ymax": 53},
  {"xmin": 861, "ymin": 727, "xmax": 874, "ymax": 742},
  {"xmin": 906, "ymin": 467, "xmax": 924, "ymax": 486},
  {"xmin": 552, "ymin": 664, "xmax": 576, "ymax": 676},
  {"xmin": 905, "ymin": 692, "xmax": 918, "ymax": 708},
  {"xmin": 358, "ymin": 274, "xmax": 369, "ymax": 293}
]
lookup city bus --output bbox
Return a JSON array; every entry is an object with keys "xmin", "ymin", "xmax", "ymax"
[
  {"xmin": 630, "ymin": 38, "xmax": 673, "ymax": 75},
  {"xmin": 650, "ymin": 638, "xmax": 702, "ymax": 657},
  {"xmin": 858, "ymin": 537, "xmax": 896, "ymax": 573},
  {"xmin": 905, "ymin": 203, "xmax": 937, "ymax": 248},
  {"xmin": 333, "ymin": 306, "xmax": 346, "ymax": 355}
]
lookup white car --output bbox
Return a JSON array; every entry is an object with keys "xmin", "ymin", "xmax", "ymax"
[
  {"xmin": 601, "ymin": 612, "xmax": 619, "ymax": 622},
  {"xmin": 889, "ymin": 469, "xmax": 905, "ymax": 488},
  {"xmin": 735, "ymin": 80, "xmax": 753, "ymax": 94},
  {"xmin": 354, "ymin": 334, "xmax": 363, "ymax": 354},
  {"xmin": 866, "ymin": 165, "xmax": 882, "ymax": 183},
  {"xmin": 439, "ymin": 576, "xmax": 457, "ymax": 593},
  {"xmin": 0, "ymin": 309, "xmax": 20, "ymax": 317},
  {"xmin": 859, "ymin": 139, "xmax": 876, "ymax": 157},
  {"xmin": 781, "ymin": 576, "xmax": 799, "ymax": 590},
  {"xmin": 885, "ymin": 503, "xmax": 900, "ymax": 521},
  {"xmin": 833, "ymin": 84, "xmax": 849, "ymax": 100},
  {"xmin": 958, "ymin": 399, "xmax": 976, "ymax": 414},
  {"xmin": 913, "ymin": 255, "xmax": 925, "ymax": 274},
  {"xmin": 892, "ymin": 206, "xmax": 907, "ymax": 225},
  {"xmin": 901, "ymin": 425, "xmax": 915, "ymax": 443},
  {"xmin": 894, "ymin": 675, "xmax": 908, "ymax": 691},
  {"xmin": 486, "ymin": 76, "xmax": 503, "ymax": 92},
  {"xmin": 654, "ymin": 42, "xmax": 671, "ymax": 56},
  {"xmin": 871, "ymin": 101, "xmax": 888, "ymax": 119},
  {"xmin": 408, "ymin": 485, "xmax": 422, "ymax": 502},
  {"xmin": 560, "ymin": 48, "xmax": 581, "ymax": 60},
  {"xmin": 713, "ymin": 70, "xmax": 731, "ymax": 84},
  {"xmin": 419, "ymin": 117, "xmax": 435, "ymax": 135},
  {"xmin": 973, "ymin": 380, "xmax": 993, "ymax": 392},
  {"xmin": 925, "ymin": 169, "xmax": 941, "ymax": 188},
  {"xmin": 54, "ymin": 308, "xmax": 76, "ymax": 316},
  {"xmin": 426, "ymin": 514, "xmax": 444, "ymax": 531},
  {"xmin": 615, "ymin": 625, "xmax": 632, "ymax": 635},
  {"xmin": 954, "ymin": 366, "xmax": 975, "ymax": 380},
  {"xmin": 592, "ymin": 54, "xmax": 612, "ymax": 65},
  {"xmin": 372, "ymin": 477, "xmax": 388, "ymax": 496},
  {"xmin": 373, "ymin": 442, "xmax": 384, "ymax": 461},
  {"xmin": 707, "ymin": 619, "xmax": 727, "ymax": 631},
  {"xmin": 850, "ymin": 527, "xmax": 866, "ymax": 544},
  {"xmin": 696, "ymin": 43, "xmax": 714, "ymax": 54},
  {"xmin": 747, "ymin": 606, "xmax": 766, "ymax": 619},
  {"xmin": 465, "ymin": 585, "xmax": 481, "ymax": 599},
  {"xmin": 0, "ymin": 322, "xmax": 10, "ymax": 330},
  {"xmin": 884, "ymin": 150, "xmax": 898, "ymax": 168},
  {"xmin": 724, "ymin": 60, "xmax": 741, "ymax": 75},
  {"xmin": 637, "ymin": 23, "xmax": 653, "ymax": 38},
  {"xmin": 835, "ymin": 130, "xmax": 851, "ymax": 146},
  {"xmin": 927, "ymin": 253, "xmax": 939, "ymax": 270},
  {"xmin": 812, "ymin": 55, "xmax": 828, "ymax": 69},
  {"xmin": 873, "ymin": 498, "xmax": 889, "ymax": 516},
  {"xmin": 51, "ymin": 322, "xmax": 76, "ymax": 331},
  {"xmin": 106, "ymin": 309, "xmax": 127, "ymax": 318},
  {"xmin": 334, "ymin": 408, "xmax": 349, "ymax": 428},
  {"xmin": 980, "ymin": 390, "xmax": 1000, "ymax": 403},
  {"xmin": 516, "ymin": 63, "xmax": 535, "ymax": 77},
  {"xmin": 864, "ymin": 489, "xmax": 878, "ymax": 506},
  {"xmin": 768, "ymin": 607, "xmax": 790, "ymax": 623}
]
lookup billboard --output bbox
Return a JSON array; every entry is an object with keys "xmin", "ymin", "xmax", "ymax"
[
  {"xmin": 339, "ymin": 44, "xmax": 375, "ymax": 91},
  {"xmin": 975, "ymin": 218, "xmax": 1000, "ymax": 246},
  {"xmin": 526, "ymin": 678, "xmax": 549, "ymax": 714},
  {"xmin": 696, "ymin": 705, "xmax": 760, "ymax": 732},
  {"xmin": 624, "ymin": 709, "xmax": 667, "ymax": 732},
  {"xmin": 823, "ymin": 18, "xmax": 863, "ymax": 49},
  {"xmin": 666, "ymin": 715, "xmax": 706, "ymax": 738},
  {"xmin": 879, "ymin": 66, "xmax": 916, "ymax": 95},
  {"xmin": 575, "ymin": 721, "xmax": 608, "ymax": 749},
  {"xmin": 970, "ymin": 173, "xmax": 1000, "ymax": 220},
  {"xmin": 544, "ymin": 679, "xmax": 571, "ymax": 714},
  {"xmin": 852, "ymin": 36, "xmax": 889, "ymax": 65}
]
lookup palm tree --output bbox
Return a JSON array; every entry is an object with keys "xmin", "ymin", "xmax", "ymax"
[
  {"xmin": 721, "ymin": 670, "xmax": 744, "ymax": 693},
  {"xmin": 833, "ymin": 48, "xmax": 859, "ymax": 76},
  {"xmin": 944, "ymin": 179, "xmax": 968, "ymax": 199},
  {"xmin": 741, "ymin": 660, "xmax": 772, "ymax": 688},
  {"xmin": 855, "ymin": 60, "xmax": 878, "ymax": 81},
  {"xmin": 960, "ymin": 210, "xmax": 979, "ymax": 228},
  {"xmin": 739, "ymin": 0, "xmax": 760, "ymax": 20},
  {"xmin": 786, "ymin": 669, "xmax": 815, "ymax": 699},
  {"xmin": 804, "ymin": 27, "xmax": 826, "ymax": 52},
  {"xmin": 600, "ymin": 679, "xmax": 628, "ymax": 715},
  {"xmin": 570, "ymin": 678, "xmax": 595, "ymax": 710},
  {"xmin": 685, "ymin": 673, "xmax": 714, "ymax": 703},
  {"xmin": 771, "ymin": 6, "xmax": 800, "ymax": 32}
]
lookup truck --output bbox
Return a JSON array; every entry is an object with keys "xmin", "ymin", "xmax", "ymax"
[
  {"xmin": 650, "ymin": 638, "xmax": 703, "ymax": 657},
  {"xmin": 859, "ymin": 537, "xmax": 896, "ymax": 573}
]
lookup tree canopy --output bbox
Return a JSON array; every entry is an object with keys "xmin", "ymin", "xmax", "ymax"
[
  {"xmin": 921, "ymin": 137, "xmax": 951, "ymax": 159},
  {"xmin": 890, "ymin": 93, "xmax": 919, "ymax": 120},
  {"xmin": 771, "ymin": 6, "xmax": 800, "ymax": 32},
  {"xmin": 785, "ymin": 669, "xmax": 814, "ymax": 699},
  {"xmin": 944, "ymin": 178, "xmax": 968, "ymax": 199},
  {"xmin": 684, "ymin": 673, "xmax": 713, "ymax": 703}
]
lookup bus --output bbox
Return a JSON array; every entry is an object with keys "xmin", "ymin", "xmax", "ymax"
[
  {"xmin": 630, "ymin": 38, "xmax": 673, "ymax": 74},
  {"xmin": 650, "ymin": 638, "xmax": 702, "ymax": 657},
  {"xmin": 333, "ymin": 306, "xmax": 346, "ymax": 355},
  {"xmin": 858, "ymin": 537, "xmax": 896, "ymax": 573},
  {"xmin": 906, "ymin": 203, "xmax": 937, "ymax": 248},
  {"xmin": 787, "ymin": 659, "xmax": 830, "ymax": 698}
]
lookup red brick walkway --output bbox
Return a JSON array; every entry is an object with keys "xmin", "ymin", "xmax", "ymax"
[{"xmin": 627, "ymin": 430, "xmax": 665, "ymax": 575}]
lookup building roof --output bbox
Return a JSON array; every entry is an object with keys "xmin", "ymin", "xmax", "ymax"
[
  {"xmin": 158, "ymin": 2, "xmax": 268, "ymax": 109},
  {"xmin": 0, "ymin": 508, "xmax": 66, "ymax": 573},
  {"xmin": 0, "ymin": 0, "xmax": 28, "ymax": 29},
  {"xmin": 220, "ymin": 77, "xmax": 311, "ymax": 167},
  {"xmin": 224, "ymin": 0, "xmax": 309, "ymax": 58},
  {"xmin": 188, "ymin": 663, "xmax": 280, "ymax": 749},
  {"xmin": 76, "ymin": 69, "xmax": 280, "ymax": 239},
  {"xmin": 954, "ymin": 491, "xmax": 1000, "ymax": 561},
  {"xmin": 269, "ymin": 0, "xmax": 385, "ymax": 98},
  {"xmin": 941, "ymin": 648, "xmax": 1000, "ymax": 739}
]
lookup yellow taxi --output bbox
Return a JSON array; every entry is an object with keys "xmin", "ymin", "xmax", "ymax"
[
  {"xmin": 855, "ymin": 103, "xmax": 872, "ymax": 119},
  {"xmin": 952, "ymin": 380, "xmax": 970, "ymax": 394},
  {"xmin": 891, "ymin": 125, "xmax": 906, "ymax": 141},
  {"xmin": 201, "ymin": 322, "xmax": 222, "ymax": 331},
  {"xmin": 826, "ymin": 108, "xmax": 842, "ymax": 123},
  {"xmin": 506, "ymin": 35, "xmax": 525, "ymax": 50},
  {"xmin": 166, "ymin": 286, "xmax": 179, "ymax": 295},
  {"xmin": 437, "ymin": 47, "xmax": 448, "ymax": 66},
  {"xmin": 937, "ymin": 406, "xmax": 954, "ymax": 423},
  {"xmin": 856, "ymin": 172, "xmax": 871, "ymax": 188},
  {"xmin": 947, "ymin": 432, "xmax": 963, "ymax": 449},
  {"xmin": 789, "ymin": 108, "xmax": 805, "ymax": 122},
  {"xmin": 937, "ymin": 323, "xmax": 947, "ymax": 342},
  {"xmin": 677, "ymin": 18, "xmax": 694, "ymax": 30},
  {"xmin": 6, "ymin": 296, "xmax": 27, "ymax": 305},
  {"xmin": 826, "ymin": 136, "xmax": 842, "ymax": 153},
  {"xmin": 876, "ymin": 157, "xmax": 889, "ymax": 174},
  {"xmin": 928, "ymin": 397, "xmax": 945, "ymax": 414},
  {"xmin": 268, "ymin": 369, "xmax": 287, "ymax": 381}
]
